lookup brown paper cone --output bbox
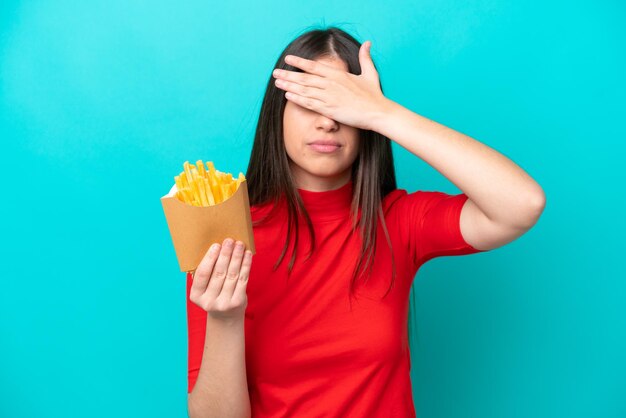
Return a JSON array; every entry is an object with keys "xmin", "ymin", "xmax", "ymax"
[{"xmin": 161, "ymin": 179, "xmax": 256, "ymax": 273}]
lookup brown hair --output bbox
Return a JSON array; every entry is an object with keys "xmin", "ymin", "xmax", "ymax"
[{"xmin": 245, "ymin": 26, "xmax": 417, "ymax": 339}]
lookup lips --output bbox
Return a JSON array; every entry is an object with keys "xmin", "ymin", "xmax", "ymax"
[
  {"xmin": 308, "ymin": 140, "xmax": 341, "ymax": 147},
  {"xmin": 308, "ymin": 142, "xmax": 341, "ymax": 153}
]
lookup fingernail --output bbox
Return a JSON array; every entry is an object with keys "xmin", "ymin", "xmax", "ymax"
[
  {"xmin": 210, "ymin": 244, "xmax": 220, "ymax": 253},
  {"xmin": 235, "ymin": 241, "xmax": 244, "ymax": 250}
]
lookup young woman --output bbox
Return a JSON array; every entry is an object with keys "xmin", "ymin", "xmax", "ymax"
[{"xmin": 185, "ymin": 27, "xmax": 546, "ymax": 418}]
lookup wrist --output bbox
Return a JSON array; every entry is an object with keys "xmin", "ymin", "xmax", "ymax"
[
  {"xmin": 369, "ymin": 97, "xmax": 398, "ymax": 134},
  {"xmin": 207, "ymin": 313, "xmax": 246, "ymax": 328}
]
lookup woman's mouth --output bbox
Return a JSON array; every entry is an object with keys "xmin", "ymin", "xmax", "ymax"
[{"xmin": 308, "ymin": 142, "xmax": 341, "ymax": 153}]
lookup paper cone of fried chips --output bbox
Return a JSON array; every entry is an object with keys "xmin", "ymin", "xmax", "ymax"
[{"xmin": 161, "ymin": 162, "xmax": 256, "ymax": 273}]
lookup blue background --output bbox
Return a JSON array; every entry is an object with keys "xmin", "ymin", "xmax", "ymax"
[{"xmin": 1, "ymin": 1, "xmax": 624, "ymax": 417}]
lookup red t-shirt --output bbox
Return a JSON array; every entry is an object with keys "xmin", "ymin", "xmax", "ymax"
[{"xmin": 186, "ymin": 180, "xmax": 486, "ymax": 417}]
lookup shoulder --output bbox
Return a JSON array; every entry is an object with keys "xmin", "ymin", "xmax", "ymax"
[
  {"xmin": 382, "ymin": 188, "xmax": 406, "ymax": 214},
  {"xmin": 250, "ymin": 199, "xmax": 286, "ymax": 224},
  {"xmin": 383, "ymin": 188, "xmax": 460, "ymax": 215}
]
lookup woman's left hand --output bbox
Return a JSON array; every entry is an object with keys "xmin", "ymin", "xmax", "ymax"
[{"xmin": 272, "ymin": 41, "xmax": 390, "ymax": 131}]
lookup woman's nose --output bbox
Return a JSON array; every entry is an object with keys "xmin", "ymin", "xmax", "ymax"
[{"xmin": 316, "ymin": 114, "xmax": 339, "ymax": 130}]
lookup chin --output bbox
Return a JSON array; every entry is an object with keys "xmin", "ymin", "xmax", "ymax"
[{"xmin": 304, "ymin": 164, "xmax": 350, "ymax": 178}]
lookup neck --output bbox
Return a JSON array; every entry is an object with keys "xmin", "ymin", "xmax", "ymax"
[
  {"xmin": 296, "ymin": 179, "xmax": 353, "ymax": 222},
  {"xmin": 289, "ymin": 162, "xmax": 352, "ymax": 192}
]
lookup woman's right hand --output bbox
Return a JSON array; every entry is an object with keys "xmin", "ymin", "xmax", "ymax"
[{"xmin": 189, "ymin": 238, "xmax": 253, "ymax": 323}]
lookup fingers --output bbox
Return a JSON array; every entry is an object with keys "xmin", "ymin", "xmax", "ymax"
[
  {"xmin": 231, "ymin": 249, "xmax": 253, "ymax": 304},
  {"xmin": 203, "ymin": 238, "xmax": 235, "ymax": 299},
  {"xmin": 189, "ymin": 238, "xmax": 253, "ymax": 308},
  {"xmin": 284, "ymin": 54, "xmax": 338, "ymax": 77},
  {"xmin": 273, "ymin": 70, "xmax": 327, "ymax": 90},
  {"xmin": 189, "ymin": 242, "xmax": 221, "ymax": 301},
  {"xmin": 220, "ymin": 242, "xmax": 250, "ymax": 300}
]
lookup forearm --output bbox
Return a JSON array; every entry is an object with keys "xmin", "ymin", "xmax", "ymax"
[
  {"xmin": 371, "ymin": 98, "xmax": 546, "ymax": 227},
  {"xmin": 188, "ymin": 316, "xmax": 250, "ymax": 418}
]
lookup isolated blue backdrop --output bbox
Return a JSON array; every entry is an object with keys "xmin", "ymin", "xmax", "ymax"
[{"xmin": 1, "ymin": 1, "xmax": 624, "ymax": 417}]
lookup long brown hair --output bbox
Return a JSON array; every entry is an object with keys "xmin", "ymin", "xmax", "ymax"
[{"xmin": 245, "ymin": 26, "xmax": 417, "ymax": 339}]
